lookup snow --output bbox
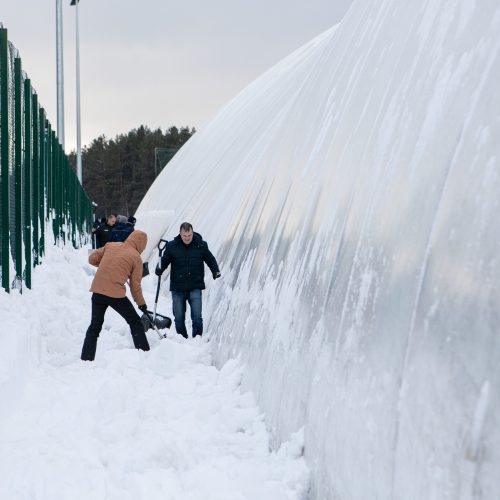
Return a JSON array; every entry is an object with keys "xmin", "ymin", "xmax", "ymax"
[
  {"xmin": 2, "ymin": 1, "xmax": 500, "ymax": 498},
  {"xmin": 136, "ymin": 1, "xmax": 500, "ymax": 499},
  {"xmin": 0, "ymin": 236, "xmax": 309, "ymax": 500}
]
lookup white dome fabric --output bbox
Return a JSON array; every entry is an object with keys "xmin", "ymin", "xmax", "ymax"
[{"xmin": 137, "ymin": 1, "xmax": 500, "ymax": 498}]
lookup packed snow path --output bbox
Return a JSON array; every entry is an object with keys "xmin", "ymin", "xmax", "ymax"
[{"xmin": 0, "ymin": 242, "xmax": 308, "ymax": 500}]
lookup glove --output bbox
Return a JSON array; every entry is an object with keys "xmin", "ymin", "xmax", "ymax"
[
  {"xmin": 155, "ymin": 264, "xmax": 163, "ymax": 276},
  {"xmin": 139, "ymin": 304, "xmax": 148, "ymax": 312},
  {"xmin": 213, "ymin": 271, "xmax": 221, "ymax": 280}
]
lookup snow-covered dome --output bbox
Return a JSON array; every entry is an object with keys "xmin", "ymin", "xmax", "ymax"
[{"xmin": 137, "ymin": 1, "xmax": 500, "ymax": 498}]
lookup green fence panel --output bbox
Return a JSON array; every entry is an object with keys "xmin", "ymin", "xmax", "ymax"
[
  {"xmin": 13, "ymin": 56, "xmax": 22, "ymax": 284},
  {"xmin": 47, "ymin": 122, "xmax": 52, "ymax": 221},
  {"xmin": 0, "ymin": 25, "xmax": 93, "ymax": 292},
  {"xmin": 0, "ymin": 28, "xmax": 10, "ymax": 291},
  {"xmin": 38, "ymin": 108, "xmax": 45, "ymax": 258},
  {"xmin": 23, "ymin": 77, "xmax": 32, "ymax": 289},
  {"xmin": 32, "ymin": 92, "xmax": 39, "ymax": 267}
]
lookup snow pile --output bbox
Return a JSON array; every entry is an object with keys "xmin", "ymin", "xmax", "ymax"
[
  {"xmin": 137, "ymin": 1, "xmax": 500, "ymax": 499},
  {"xmin": 0, "ymin": 238, "xmax": 309, "ymax": 500}
]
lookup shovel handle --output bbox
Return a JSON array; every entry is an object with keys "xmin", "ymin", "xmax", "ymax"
[
  {"xmin": 153, "ymin": 239, "xmax": 168, "ymax": 324},
  {"xmin": 154, "ymin": 274, "xmax": 161, "ymax": 303},
  {"xmin": 153, "ymin": 274, "xmax": 162, "ymax": 322}
]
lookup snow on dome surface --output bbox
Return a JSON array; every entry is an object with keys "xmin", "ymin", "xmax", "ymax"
[{"xmin": 137, "ymin": 1, "xmax": 500, "ymax": 498}]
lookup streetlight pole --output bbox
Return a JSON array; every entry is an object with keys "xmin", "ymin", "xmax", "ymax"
[
  {"xmin": 71, "ymin": 0, "xmax": 82, "ymax": 183},
  {"xmin": 56, "ymin": 0, "xmax": 65, "ymax": 148}
]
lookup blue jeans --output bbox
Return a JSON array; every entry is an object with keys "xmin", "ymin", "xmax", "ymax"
[{"xmin": 171, "ymin": 289, "xmax": 203, "ymax": 338}]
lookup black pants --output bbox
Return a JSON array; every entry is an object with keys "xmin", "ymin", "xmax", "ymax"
[{"xmin": 81, "ymin": 293, "xmax": 150, "ymax": 361}]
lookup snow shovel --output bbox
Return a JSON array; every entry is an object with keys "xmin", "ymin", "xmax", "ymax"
[
  {"xmin": 141, "ymin": 310, "xmax": 171, "ymax": 339},
  {"xmin": 153, "ymin": 239, "xmax": 168, "ymax": 323}
]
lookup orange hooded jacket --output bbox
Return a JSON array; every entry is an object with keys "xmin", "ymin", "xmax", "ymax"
[{"xmin": 88, "ymin": 229, "xmax": 147, "ymax": 306}]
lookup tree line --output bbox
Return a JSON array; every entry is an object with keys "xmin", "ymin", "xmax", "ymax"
[{"xmin": 69, "ymin": 125, "xmax": 195, "ymax": 219}]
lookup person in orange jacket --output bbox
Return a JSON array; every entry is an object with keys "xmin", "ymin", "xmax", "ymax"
[{"xmin": 81, "ymin": 229, "xmax": 150, "ymax": 361}]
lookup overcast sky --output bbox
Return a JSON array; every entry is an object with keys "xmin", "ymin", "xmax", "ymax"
[{"xmin": 1, "ymin": 1, "xmax": 351, "ymax": 151}]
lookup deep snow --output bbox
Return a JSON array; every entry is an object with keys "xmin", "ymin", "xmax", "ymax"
[{"xmin": 0, "ymin": 236, "xmax": 309, "ymax": 500}]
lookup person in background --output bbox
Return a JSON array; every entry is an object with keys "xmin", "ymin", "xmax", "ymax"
[
  {"xmin": 155, "ymin": 222, "xmax": 220, "ymax": 339},
  {"xmin": 81, "ymin": 229, "xmax": 150, "ymax": 361},
  {"xmin": 91, "ymin": 217, "xmax": 105, "ymax": 249},
  {"xmin": 95, "ymin": 213, "xmax": 117, "ymax": 248},
  {"xmin": 109, "ymin": 215, "xmax": 135, "ymax": 243}
]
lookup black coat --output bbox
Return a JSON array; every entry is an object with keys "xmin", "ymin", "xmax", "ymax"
[
  {"xmin": 159, "ymin": 233, "xmax": 220, "ymax": 292},
  {"xmin": 95, "ymin": 223, "xmax": 114, "ymax": 248}
]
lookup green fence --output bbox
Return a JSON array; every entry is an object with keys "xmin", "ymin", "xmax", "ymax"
[{"xmin": 0, "ymin": 27, "xmax": 93, "ymax": 293}]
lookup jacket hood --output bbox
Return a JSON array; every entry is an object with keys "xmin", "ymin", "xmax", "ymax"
[{"xmin": 126, "ymin": 229, "xmax": 147, "ymax": 254}]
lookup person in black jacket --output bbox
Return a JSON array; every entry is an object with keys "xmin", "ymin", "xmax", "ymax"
[
  {"xmin": 155, "ymin": 222, "xmax": 220, "ymax": 338},
  {"xmin": 91, "ymin": 217, "xmax": 105, "ymax": 249},
  {"xmin": 95, "ymin": 214, "xmax": 117, "ymax": 248}
]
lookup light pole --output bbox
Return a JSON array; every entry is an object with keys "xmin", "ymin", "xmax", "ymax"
[
  {"xmin": 70, "ymin": 0, "xmax": 82, "ymax": 183},
  {"xmin": 56, "ymin": 0, "xmax": 65, "ymax": 148}
]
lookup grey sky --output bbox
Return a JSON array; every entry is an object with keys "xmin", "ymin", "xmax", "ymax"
[{"xmin": 1, "ymin": 1, "xmax": 351, "ymax": 151}]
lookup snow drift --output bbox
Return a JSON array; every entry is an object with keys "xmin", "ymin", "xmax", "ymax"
[
  {"xmin": 0, "ymin": 236, "xmax": 309, "ymax": 499},
  {"xmin": 137, "ymin": 1, "xmax": 500, "ymax": 498}
]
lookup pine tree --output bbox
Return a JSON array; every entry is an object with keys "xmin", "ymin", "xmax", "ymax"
[{"xmin": 69, "ymin": 125, "xmax": 195, "ymax": 218}]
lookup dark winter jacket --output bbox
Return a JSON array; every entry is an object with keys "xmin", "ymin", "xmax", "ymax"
[
  {"xmin": 109, "ymin": 222, "xmax": 134, "ymax": 243},
  {"xmin": 95, "ymin": 223, "xmax": 114, "ymax": 248},
  {"xmin": 159, "ymin": 232, "xmax": 220, "ymax": 292}
]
